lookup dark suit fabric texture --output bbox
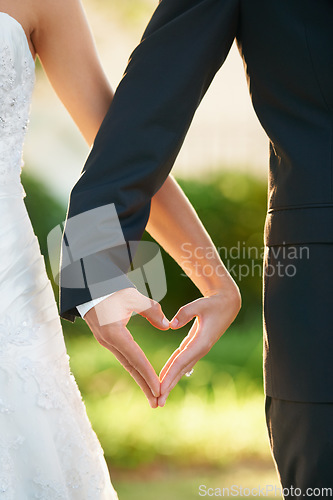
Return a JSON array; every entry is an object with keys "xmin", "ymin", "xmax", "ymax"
[{"xmin": 266, "ymin": 396, "xmax": 333, "ymax": 493}]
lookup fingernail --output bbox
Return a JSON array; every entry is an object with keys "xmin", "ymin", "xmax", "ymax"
[
  {"xmin": 159, "ymin": 397, "xmax": 166, "ymax": 407},
  {"xmin": 171, "ymin": 318, "xmax": 179, "ymax": 328},
  {"xmin": 162, "ymin": 318, "xmax": 169, "ymax": 328}
]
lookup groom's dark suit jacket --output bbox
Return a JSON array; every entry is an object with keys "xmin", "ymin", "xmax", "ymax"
[{"xmin": 60, "ymin": 0, "xmax": 333, "ymax": 401}]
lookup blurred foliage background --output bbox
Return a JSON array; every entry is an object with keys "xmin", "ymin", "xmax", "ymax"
[{"xmin": 22, "ymin": 169, "xmax": 280, "ymax": 498}]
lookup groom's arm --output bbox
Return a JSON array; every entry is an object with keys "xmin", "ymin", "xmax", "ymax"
[{"xmin": 60, "ymin": 0, "xmax": 240, "ymax": 321}]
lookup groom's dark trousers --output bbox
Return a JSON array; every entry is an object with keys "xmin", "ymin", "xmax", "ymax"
[{"xmin": 59, "ymin": 0, "xmax": 333, "ymax": 492}]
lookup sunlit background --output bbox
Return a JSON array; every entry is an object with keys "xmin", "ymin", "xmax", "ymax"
[{"xmin": 22, "ymin": 0, "xmax": 282, "ymax": 498}]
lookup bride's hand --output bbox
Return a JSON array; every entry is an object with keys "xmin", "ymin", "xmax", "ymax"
[
  {"xmin": 158, "ymin": 285, "xmax": 241, "ymax": 407},
  {"xmin": 83, "ymin": 288, "xmax": 170, "ymax": 409}
]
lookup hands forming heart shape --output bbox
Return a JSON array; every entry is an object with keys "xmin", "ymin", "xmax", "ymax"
[{"xmin": 84, "ymin": 287, "xmax": 241, "ymax": 408}]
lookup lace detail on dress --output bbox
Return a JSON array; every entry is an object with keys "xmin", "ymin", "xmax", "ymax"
[
  {"xmin": 0, "ymin": 318, "xmax": 111, "ymax": 500},
  {"xmin": 0, "ymin": 436, "xmax": 25, "ymax": 499},
  {"xmin": 0, "ymin": 317, "xmax": 39, "ymax": 351},
  {"xmin": 32, "ymin": 472, "xmax": 68, "ymax": 500},
  {"xmin": 0, "ymin": 314, "xmax": 110, "ymax": 499},
  {"xmin": 0, "ymin": 20, "xmax": 35, "ymax": 185}
]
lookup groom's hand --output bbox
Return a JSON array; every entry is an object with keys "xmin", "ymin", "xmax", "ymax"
[
  {"xmin": 158, "ymin": 286, "xmax": 241, "ymax": 406},
  {"xmin": 83, "ymin": 288, "xmax": 170, "ymax": 408}
]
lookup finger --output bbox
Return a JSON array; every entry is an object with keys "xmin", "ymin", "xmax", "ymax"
[
  {"xmin": 102, "ymin": 342, "xmax": 158, "ymax": 408},
  {"xmin": 91, "ymin": 320, "xmax": 161, "ymax": 399},
  {"xmin": 159, "ymin": 319, "xmax": 199, "ymax": 382},
  {"xmin": 160, "ymin": 335, "xmax": 208, "ymax": 397},
  {"xmin": 170, "ymin": 301, "xmax": 200, "ymax": 329},
  {"xmin": 158, "ymin": 358, "xmax": 196, "ymax": 407},
  {"xmin": 106, "ymin": 325, "xmax": 161, "ymax": 398},
  {"xmin": 86, "ymin": 298, "xmax": 162, "ymax": 400},
  {"xmin": 136, "ymin": 299, "xmax": 170, "ymax": 330},
  {"xmin": 158, "ymin": 352, "xmax": 200, "ymax": 408}
]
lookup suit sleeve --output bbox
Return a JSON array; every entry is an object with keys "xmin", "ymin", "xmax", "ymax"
[{"xmin": 60, "ymin": 0, "xmax": 240, "ymax": 321}]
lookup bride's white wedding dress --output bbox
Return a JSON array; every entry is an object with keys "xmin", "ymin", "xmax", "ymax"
[{"xmin": 0, "ymin": 13, "xmax": 119, "ymax": 499}]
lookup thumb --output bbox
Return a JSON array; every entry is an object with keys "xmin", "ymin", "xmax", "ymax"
[{"xmin": 170, "ymin": 301, "xmax": 199, "ymax": 329}]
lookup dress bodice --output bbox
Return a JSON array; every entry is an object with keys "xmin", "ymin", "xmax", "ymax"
[{"xmin": 0, "ymin": 13, "xmax": 35, "ymax": 190}]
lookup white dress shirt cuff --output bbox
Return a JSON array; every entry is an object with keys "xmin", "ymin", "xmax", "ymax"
[{"xmin": 76, "ymin": 293, "xmax": 114, "ymax": 318}]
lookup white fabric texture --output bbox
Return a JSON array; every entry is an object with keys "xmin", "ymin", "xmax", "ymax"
[{"xmin": 0, "ymin": 13, "xmax": 119, "ymax": 499}]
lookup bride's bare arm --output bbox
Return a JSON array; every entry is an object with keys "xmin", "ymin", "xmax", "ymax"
[
  {"xmin": 32, "ymin": 0, "xmax": 113, "ymax": 145},
  {"xmin": 147, "ymin": 175, "xmax": 239, "ymax": 297}
]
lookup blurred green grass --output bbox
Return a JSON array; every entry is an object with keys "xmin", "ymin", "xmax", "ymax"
[{"xmin": 112, "ymin": 464, "xmax": 281, "ymax": 500}]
